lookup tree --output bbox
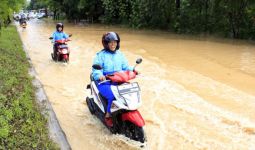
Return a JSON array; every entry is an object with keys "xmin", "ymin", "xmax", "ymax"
[
  {"xmin": 0, "ymin": 0, "xmax": 26, "ymax": 29},
  {"xmin": 25, "ymin": 0, "xmax": 255, "ymax": 39}
]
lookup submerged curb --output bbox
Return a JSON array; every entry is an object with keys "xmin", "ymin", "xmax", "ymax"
[{"xmin": 17, "ymin": 26, "xmax": 71, "ymax": 150}]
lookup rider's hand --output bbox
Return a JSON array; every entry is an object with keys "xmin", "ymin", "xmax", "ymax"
[
  {"xmin": 99, "ymin": 76, "xmax": 106, "ymax": 81},
  {"xmin": 134, "ymin": 70, "xmax": 140, "ymax": 75}
]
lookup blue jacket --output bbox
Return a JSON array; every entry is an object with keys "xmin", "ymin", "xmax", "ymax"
[
  {"xmin": 52, "ymin": 31, "xmax": 69, "ymax": 43},
  {"xmin": 92, "ymin": 49, "xmax": 134, "ymax": 81}
]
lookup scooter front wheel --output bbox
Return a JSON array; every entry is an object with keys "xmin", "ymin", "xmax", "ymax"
[
  {"xmin": 62, "ymin": 54, "xmax": 69, "ymax": 63},
  {"xmin": 86, "ymin": 97, "xmax": 95, "ymax": 114},
  {"xmin": 51, "ymin": 53, "xmax": 55, "ymax": 60},
  {"xmin": 123, "ymin": 121, "xmax": 146, "ymax": 143}
]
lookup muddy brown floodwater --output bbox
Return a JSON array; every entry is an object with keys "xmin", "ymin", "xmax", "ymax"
[{"xmin": 18, "ymin": 19, "xmax": 255, "ymax": 150}]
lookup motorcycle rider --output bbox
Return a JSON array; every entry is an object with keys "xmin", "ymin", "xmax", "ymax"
[
  {"xmin": 51, "ymin": 23, "xmax": 69, "ymax": 60},
  {"xmin": 92, "ymin": 32, "xmax": 139, "ymax": 127},
  {"xmin": 19, "ymin": 13, "xmax": 26, "ymax": 25}
]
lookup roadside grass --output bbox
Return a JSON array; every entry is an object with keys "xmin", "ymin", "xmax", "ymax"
[{"xmin": 0, "ymin": 26, "xmax": 58, "ymax": 149}]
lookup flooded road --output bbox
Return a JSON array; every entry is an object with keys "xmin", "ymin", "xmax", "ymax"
[{"xmin": 18, "ymin": 20, "xmax": 255, "ymax": 150}]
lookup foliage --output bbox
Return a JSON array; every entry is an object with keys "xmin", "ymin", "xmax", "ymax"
[
  {"xmin": 0, "ymin": 0, "xmax": 26, "ymax": 29},
  {"xmin": 27, "ymin": 0, "xmax": 46, "ymax": 10},
  {"xmin": 0, "ymin": 26, "xmax": 58, "ymax": 149},
  {"xmin": 99, "ymin": 0, "xmax": 255, "ymax": 39},
  {"xmin": 27, "ymin": 0, "xmax": 255, "ymax": 39}
]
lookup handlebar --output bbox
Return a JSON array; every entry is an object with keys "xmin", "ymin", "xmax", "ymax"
[
  {"xmin": 98, "ymin": 80, "xmax": 111, "ymax": 85},
  {"xmin": 55, "ymin": 39, "xmax": 71, "ymax": 43}
]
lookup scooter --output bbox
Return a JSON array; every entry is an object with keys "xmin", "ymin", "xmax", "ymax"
[
  {"xmin": 86, "ymin": 58, "xmax": 146, "ymax": 143},
  {"xmin": 49, "ymin": 34, "xmax": 72, "ymax": 63}
]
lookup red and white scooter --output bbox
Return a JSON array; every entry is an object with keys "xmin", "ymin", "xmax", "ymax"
[
  {"xmin": 49, "ymin": 35, "xmax": 72, "ymax": 63},
  {"xmin": 86, "ymin": 58, "xmax": 146, "ymax": 143}
]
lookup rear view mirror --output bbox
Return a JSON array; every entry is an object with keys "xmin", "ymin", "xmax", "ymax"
[
  {"xmin": 136, "ymin": 58, "xmax": 142, "ymax": 64},
  {"xmin": 69, "ymin": 34, "xmax": 72, "ymax": 37},
  {"xmin": 49, "ymin": 37, "xmax": 53, "ymax": 40}
]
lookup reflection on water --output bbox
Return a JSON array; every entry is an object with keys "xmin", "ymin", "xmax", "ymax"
[
  {"xmin": 240, "ymin": 48, "xmax": 255, "ymax": 74},
  {"xmin": 18, "ymin": 20, "xmax": 255, "ymax": 150}
]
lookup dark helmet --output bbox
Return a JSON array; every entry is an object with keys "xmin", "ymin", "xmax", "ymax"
[
  {"xmin": 56, "ymin": 23, "xmax": 64, "ymax": 31},
  {"xmin": 102, "ymin": 32, "xmax": 120, "ymax": 51}
]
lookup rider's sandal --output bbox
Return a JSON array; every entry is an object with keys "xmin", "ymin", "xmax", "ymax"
[{"xmin": 105, "ymin": 117, "xmax": 113, "ymax": 127}]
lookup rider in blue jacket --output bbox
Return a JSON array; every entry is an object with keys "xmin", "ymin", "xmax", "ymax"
[
  {"xmin": 51, "ymin": 23, "xmax": 69, "ymax": 59},
  {"xmin": 92, "ymin": 32, "xmax": 134, "ymax": 127}
]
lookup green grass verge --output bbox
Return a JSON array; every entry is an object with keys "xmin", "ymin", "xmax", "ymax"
[{"xmin": 0, "ymin": 26, "xmax": 58, "ymax": 149}]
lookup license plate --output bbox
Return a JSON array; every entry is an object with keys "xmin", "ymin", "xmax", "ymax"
[
  {"xmin": 61, "ymin": 49, "xmax": 68, "ymax": 54},
  {"xmin": 59, "ymin": 45, "xmax": 68, "ymax": 48}
]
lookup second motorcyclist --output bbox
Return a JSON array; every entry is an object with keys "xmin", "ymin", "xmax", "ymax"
[
  {"xmin": 51, "ymin": 23, "xmax": 70, "ymax": 60},
  {"xmin": 19, "ymin": 13, "xmax": 27, "ymax": 26}
]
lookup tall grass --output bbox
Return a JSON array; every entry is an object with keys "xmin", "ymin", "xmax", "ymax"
[{"xmin": 0, "ymin": 26, "xmax": 58, "ymax": 149}]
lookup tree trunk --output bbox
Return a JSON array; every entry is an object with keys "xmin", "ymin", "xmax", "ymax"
[
  {"xmin": 176, "ymin": 0, "xmax": 180, "ymax": 17},
  {"xmin": 175, "ymin": 0, "xmax": 181, "ymax": 32},
  {"xmin": 53, "ymin": 9, "xmax": 57, "ymax": 20},
  {"xmin": 204, "ymin": 0, "xmax": 209, "ymax": 32},
  {"xmin": 45, "ymin": 8, "xmax": 48, "ymax": 17}
]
